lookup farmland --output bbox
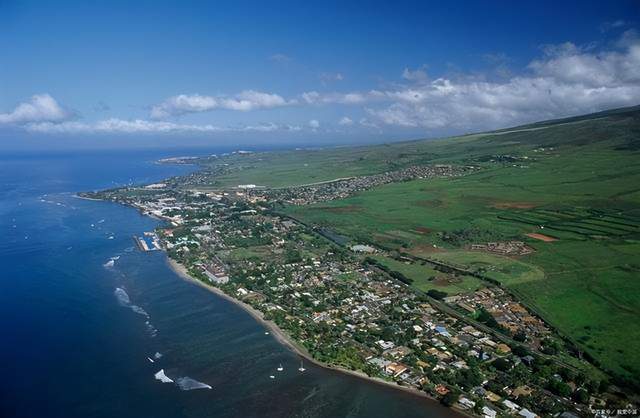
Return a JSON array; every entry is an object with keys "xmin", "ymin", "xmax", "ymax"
[{"xmin": 186, "ymin": 106, "xmax": 640, "ymax": 384}]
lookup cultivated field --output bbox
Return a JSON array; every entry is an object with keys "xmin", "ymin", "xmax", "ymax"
[{"xmin": 196, "ymin": 106, "xmax": 640, "ymax": 383}]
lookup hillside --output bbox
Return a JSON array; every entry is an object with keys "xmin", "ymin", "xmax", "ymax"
[{"xmin": 188, "ymin": 106, "xmax": 640, "ymax": 383}]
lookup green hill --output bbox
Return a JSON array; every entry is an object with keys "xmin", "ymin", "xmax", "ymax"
[{"xmin": 196, "ymin": 106, "xmax": 640, "ymax": 383}]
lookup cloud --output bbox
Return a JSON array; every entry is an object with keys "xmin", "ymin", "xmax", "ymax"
[
  {"xmin": 151, "ymin": 91, "xmax": 294, "ymax": 119},
  {"xmin": 308, "ymin": 119, "xmax": 320, "ymax": 129},
  {"xmin": 269, "ymin": 53, "xmax": 292, "ymax": 63},
  {"xmin": 361, "ymin": 36, "xmax": 640, "ymax": 131},
  {"xmin": 319, "ymin": 72, "xmax": 344, "ymax": 84},
  {"xmin": 0, "ymin": 94, "xmax": 73, "ymax": 124},
  {"xmin": 402, "ymin": 67, "xmax": 429, "ymax": 83},
  {"xmin": 301, "ymin": 90, "xmax": 381, "ymax": 105},
  {"xmin": 26, "ymin": 119, "xmax": 302, "ymax": 134},
  {"xmin": 600, "ymin": 20, "xmax": 626, "ymax": 33},
  {"xmin": 338, "ymin": 116, "xmax": 353, "ymax": 126}
]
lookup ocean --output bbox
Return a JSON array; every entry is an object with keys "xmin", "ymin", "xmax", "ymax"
[{"xmin": 0, "ymin": 149, "xmax": 460, "ymax": 418}]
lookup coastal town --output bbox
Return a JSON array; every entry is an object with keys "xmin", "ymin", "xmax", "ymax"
[{"xmin": 82, "ymin": 158, "xmax": 636, "ymax": 418}]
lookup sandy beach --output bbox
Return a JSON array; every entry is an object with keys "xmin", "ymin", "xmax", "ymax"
[{"xmin": 165, "ymin": 257, "xmax": 469, "ymax": 416}]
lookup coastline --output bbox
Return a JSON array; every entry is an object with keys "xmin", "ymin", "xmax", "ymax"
[
  {"xmin": 165, "ymin": 257, "xmax": 469, "ymax": 416},
  {"xmin": 81, "ymin": 180, "xmax": 468, "ymax": 416}
]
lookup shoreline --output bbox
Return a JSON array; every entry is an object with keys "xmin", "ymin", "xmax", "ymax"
[
  {"xmin": 82, "ymin": 185, "xmax": 469, "ymax": 416},
  {"xmin": 165, "ymin": 257, "xmax": 469, "ymax": 417}
]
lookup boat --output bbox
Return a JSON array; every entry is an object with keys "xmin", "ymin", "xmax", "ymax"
[
  {"xmin": 269, "ymin": 375, "xmax": 275, "ymax": 379},
  {"xmin": 298, "ymin": 360, "xmax": 306, "ymax": 372},
  {"xmin": 277, "ymin": 363, "xmax": 283, "ymax": 372}
]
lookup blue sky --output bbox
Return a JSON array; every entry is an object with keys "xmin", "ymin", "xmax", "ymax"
[{"xmin": 1, "ymin": 0, "xmax": 639, "ymax": 149}]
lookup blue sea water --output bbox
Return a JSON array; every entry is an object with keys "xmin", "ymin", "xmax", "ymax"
[{"xmin": 0, "ymin": 150, "xmax": 459, "ymax": 418}]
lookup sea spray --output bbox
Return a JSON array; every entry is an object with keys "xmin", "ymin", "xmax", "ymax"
[
  {"xmin": 175, "ymin": 377, "xmax": 212, "ymax": 391},
  {"xmin": 114, "ymin": 287, "xmax": 149, "ymax": 317},
  {"xmin": 154, "ymin": 369, "xmax": 173, "ymax": 383}
]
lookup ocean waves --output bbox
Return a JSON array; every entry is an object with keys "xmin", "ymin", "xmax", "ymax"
[
  {"xmin": 154, "ymin": 369, "xmax": 174, "ymax": 383},
  {"xmin": 114, "ymin": 287, "xmax": 148, "ymax": 317},
  {"xmin": 103, "ymin": 255, "xmax": 120, "ymax": 268},
  {"xmin": 153, "ymin": 370, "xmax": 212, "ymax": 390},
  {"xmin": 175, "ymin": 377, "xmax": 212, "ymax": 391}
]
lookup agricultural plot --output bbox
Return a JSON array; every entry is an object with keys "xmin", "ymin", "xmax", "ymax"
[
  {"xmin": 498, "ymin": 207, "xmax": 640, "ymax": 239},
  {"xmin": 370, "ymin": 255, "xmax": 486, "ymax": 295},
  {"xmin": 285, "ymin": 108, "xmax": 640, "ymax": 383}
]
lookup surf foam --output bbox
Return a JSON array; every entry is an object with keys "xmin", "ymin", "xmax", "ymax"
[
  {"xmin": 114, "ymin": 287, "xmax": 149, "ymax": 317},
  {"xmin": 175, "ymin": 377, "xmax": 212, "ymax": 391},
  {"xmin": 154, "ymin": 369, "xmax": 174, "ymax": 383}
]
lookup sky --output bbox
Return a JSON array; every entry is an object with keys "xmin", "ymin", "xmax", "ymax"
[{"xmin": 1, "ymin": 0, "xmax": 639, "ymax": 150}]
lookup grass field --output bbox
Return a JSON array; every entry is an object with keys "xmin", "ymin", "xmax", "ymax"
[
  {"xmin": 283, "ymin": 108, "xmax": 640, "ymax": 382},
  {"xmin": 198, "ymin": 106, "xmax": 640, "ymax": 382},
  {"xmin": 370, "ymin": 255, "xmax": 486, "ymax": 294}
]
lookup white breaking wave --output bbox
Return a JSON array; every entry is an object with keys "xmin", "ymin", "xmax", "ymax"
[
  {"xmin": 114, "ymin": 287, "xmax": 149, "ymax": 317},
  {"xmin": 103, "ymin": 255, "xmax": 120, "ymax": 268},
  {"xmin": 114, "ymin": 287, "xmax": 131, "ymax": 305},
  {"xmin": 175, "ymin": 377, "xmax": 212, "ymax": 391},
  {"xmin": 154, "ymin": 369, "xmax": 174, "ymax": 383},
  {"xmin": 145, "ymin": 320, "xmax": 158, "ymax": 337}
]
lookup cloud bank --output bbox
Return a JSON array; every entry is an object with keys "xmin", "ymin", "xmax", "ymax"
[
  {"xmin": 5, "ymin": 31, "xmax": 640, "ymax": 137},
  {"xmin": 310, "ymin": 33, "xmax": 640, "ymax": 131},
  {"xmin": 150, "ymin": 91, "xmax": 294, "ymax": 119},
  {"xmin": 27, "ymin": 119, "xmax": 302, "ymax": 134}
]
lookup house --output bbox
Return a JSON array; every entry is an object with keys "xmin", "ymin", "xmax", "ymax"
[
  {"xmin": 458, "ymin": 397, "xmax": 476, "ymax": 410},
  {"xmin": 518, "ymin": 408, "xmax": 538, "ymax": 418},
  {"xmin": 503, "ymin": 399, "xmax": 520, "ymax": 412},
  {"xmin": 512, "ymin": 385, "xmax": 533, "ymax": 398},
  {"xmin": 482, "ymin": 406, "xmax": 497, "ymax": 418},
  {"xmin": 435, "ymin": 326, "xmax": 451, "ymax": 337},
  {"xmin": 435, "ymin": 384, "xmax": 450, "ymax": 395},
  {"xmin": 384, "ymin": 346, "xmax": 412, "ymax": 359},
  {"xmin": 496, "ymin": 343, "xmax": 512, "ymax": 354},
  {"xmin": 376, "ymin": 340, "xmax": 395, "ymax": 350},
  {"xmin": 385, "ymin": 362, "xmax": 408, "ymax": 377},
  {"xmin": 484, "ymin": 390, "xmax": 501, "ymax": 402}
]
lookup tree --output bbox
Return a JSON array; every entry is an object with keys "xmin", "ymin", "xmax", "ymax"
[
  {"xmin": 547, "ymin": 379, "xmax": 572, "ymax": 397},
  {"xmin": 573, "ymin": 388, "xmax": 589, "ymax": 403},
  {"xmin": 441, "ymin": 391, "xmax": 460, "ymax": 407},
  {"xmin": 427, "ymin": 289, "xmax": 448, "ymax": 300},
  {"xmin": 512, "ymin": 345, "xmax": 530, "ymax": 357},
  {"xmin": 513, "ymin": 331, "xmax": 527, "ymax": 342},
  {"xmin": 492, "ymin": 357, "xmax": 512, "ymax": 372}
]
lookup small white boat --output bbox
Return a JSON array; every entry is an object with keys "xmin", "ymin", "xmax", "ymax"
[
  {"xmin": 298, "ymin": 360, "xmax": 306, "ymax": 372},
  {"xmin": 147, "ymin": 357, "xmax": 155, "ymax": 363},
  {"xmin": 264, "ymin": 331, "xmax": 269, "ymax": 335},
  {"xmin": 277, "ymin": 363, "xmax": 283, "ymax": 372},
  {"xmin": 269, "ymin": 375, "xmax": 275, "ymax": 379}
]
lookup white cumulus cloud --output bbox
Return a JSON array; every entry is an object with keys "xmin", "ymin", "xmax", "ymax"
[
  {"xmin": 0, "ymin": 94, "xmax": 73, "ymax": 124},
  {"xmin": 364, "ymin": 34, "xmax": 640, "ymax": 131},
  {"xmin": 151, "ymin": 91, "xmax": 294, "ymax": 119}
]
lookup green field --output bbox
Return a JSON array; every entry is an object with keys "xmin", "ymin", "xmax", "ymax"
[
  {"xmin": 202, "ymin": 106, "xmax": 640, "ymax": 383},
  {"xmin": 370, "ymin": 255, "xmax": 486, "ymax": 294}
]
